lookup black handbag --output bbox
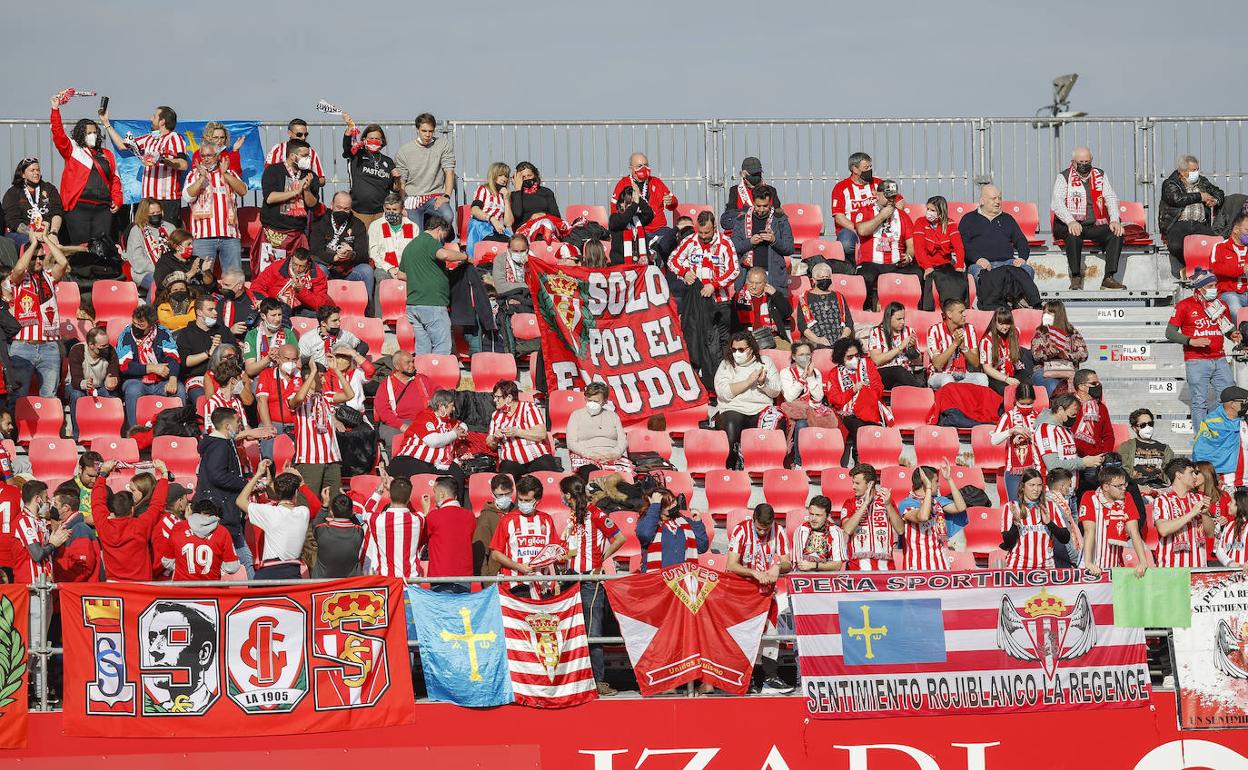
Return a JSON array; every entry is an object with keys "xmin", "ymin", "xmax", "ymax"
[{"xmin": 70, "ymin": 236, "xmax": 124, "ymax": 280}]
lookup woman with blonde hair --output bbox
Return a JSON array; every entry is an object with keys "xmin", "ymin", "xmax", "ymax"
[
  {"xmin": 124, "ymin": 197, "xmax": 171, "ymax": 294},
  {"xmin": 466, "ymin": 161, "xmax": 514, "ymax": 255}
]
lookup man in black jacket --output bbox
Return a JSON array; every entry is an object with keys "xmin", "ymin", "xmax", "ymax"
[
  {"xmin": 1160, "ymin": 154, "xmax": 1225, "ymax": 274},
  {"xmin": 309, "ymin": 191, "xmax": 373, "ymax": 308},
  {"xmin": 727, "ymin": 185, "xmax": 794, "ymax": 297},
  {"xmin": 731, "ymin": 267, "xmax": 792, "ymax": 350},
  {"xmin": 194, "ymin": 407, "xmax": 252, "ymax": 577}
]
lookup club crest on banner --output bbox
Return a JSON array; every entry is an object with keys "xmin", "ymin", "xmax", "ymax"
[
  {"xmin": 540, "ymin": 272, "xmax": 591, "ymax": 356},
  {"xmin": 311, "ymin": 589, "xmax": 391, "ymax": 710},
  {"xmin": 523, "ymin": 612, "xmax": 563, "ymax": 683},
  {"xmin": 225, "ymin": 598, "xmax": 308, "ymax": 714},
  {"xmin": 662, "ymin": 563, "xmax": 718, "ymax": 614},
  {"xmin": 139, "ymin": 600, "xmax": 221, "ymax": 715},
  {"xmin": 997, "ymin": 589, "xmax": 1096, "ymax": 682},
  {"xmin": 83, "ymin": 597, "xmax": 135, "ymax": 715}
]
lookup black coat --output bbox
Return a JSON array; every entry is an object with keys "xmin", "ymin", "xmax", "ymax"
[
  {"xmin": 608, "ymin": 198, "xmax": 655, "ymax": 265},
  {"xmin": 449, "ymin": 264, "xmax": 496, "ymax": 331},
  {"xmin": 194, "ymin": 434, "xmax": 247, "ymax": 538},
  {"xmin": 1158, "ymin": 170, "xmax": 1224, "ymax": 235},
  {"xmin": 680, "ymin": 287, "xmax": 721, "ymax": 392}
]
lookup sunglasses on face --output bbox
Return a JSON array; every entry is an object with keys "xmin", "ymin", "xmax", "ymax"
[{"xmin": 292, "ymin": 132, "xmax": 308, "ymax": 139}]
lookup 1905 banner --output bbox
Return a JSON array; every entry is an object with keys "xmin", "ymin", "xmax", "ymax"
[
  {"xmin": 789, "ymin": 569, "xmax": 1151, "ymax": 718},
  {"xmin": 59, "ymin": 577, "xmax": 415, "ymax": 737},
  {"xmin": 1174, "ymin": 569, "xmax": 1248, "ymax": 730},
  {"xmin": 527, "ymin": 260, "xmax": 707, "ymax": 425}
]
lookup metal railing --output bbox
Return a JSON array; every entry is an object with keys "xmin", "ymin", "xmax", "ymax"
[{"xmin": 3, "ymin": 115, "xmax": 1245, "ymax": 238}]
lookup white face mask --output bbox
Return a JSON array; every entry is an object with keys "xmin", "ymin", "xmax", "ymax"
[
  {"xmin": 1041, "ymin": 312, "xmax": 1055, "ymax": 327},
  {"xmin": 585, "ymin": 401, "xmax": 604, "ymax": 416},
  {"xmin": 1187, "ymin": 170, "xmax": 1200, "ymax": 184},
  {"xmin": 231, "ymin": 380, "xmax": 245, "ymax": 396},
  {"xmin": 265, "ymin": 320, "xmax": 282, "ymax": 333},
  {"xmin": 924, "ymin": 210, "xmax": 938, "ymax": 222},
  {"xmin": 1137, "ymin": 425, "xmax": 1154, "ymax": 440},
  {"xmin": 732, "ymin": 351, "xmax": 750, "ymax": 365},
  {"xmin": 510, "ymin": 250, "xmax": 527, "ymax": 264},
  {"xmin": 280, "ymin": 361, "xmax": 299, "ymax": 376},
  {"xmin": 1202, "ymin": 287, "xmax": 1218, "ymax": 301},
  {"xmin": 517, "ymin": 500, "xmax": 537, "ymax": 514},
  {"xmin": 843, "ymin": 356, "xmax": 859, "ymax": 368},
  {"xmin": 84, "ymin": 133, "xmax": 99, "ymax": 148},
  {"xmin": 794, "ymin": 354, "xmax": 812, "ymax": 367},
  {"xmin": 296, "ymin": 156, "xmax": 312, "ymax": 171},
  {"xmin": 494, "ymin": 494, "xmax": 513, "ymax": 510}
]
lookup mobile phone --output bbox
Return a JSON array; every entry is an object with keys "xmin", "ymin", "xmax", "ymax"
[{"xmin": 98, "ymin": 96, "xmax": 109, "ymax": 116}]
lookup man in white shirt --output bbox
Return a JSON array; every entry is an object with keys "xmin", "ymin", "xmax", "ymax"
[
  {"xmin": 297, "ymin": 304, "xmax": 364, "ymax": 367},
  {"xmin": 236, "ymin": 461, "xmax": 312, "ymax": 579},
  {"xmin": 366, "ymin": 193, "xmax": 418, "ymax": 308}
]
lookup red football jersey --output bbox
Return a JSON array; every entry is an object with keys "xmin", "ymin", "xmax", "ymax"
[{"xmin": 166, "ymin": 521, "xmax": 239, "ymax": 580}]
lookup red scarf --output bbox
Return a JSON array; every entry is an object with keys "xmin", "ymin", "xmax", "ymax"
[
  {"xmin": 135, "ymin": 324, "xmax": 162, "ymax": 384},
  {"xmin": 381, "ymin": 221, "xmax": 415, "ymax": 268},
  {"xmin": 1065, "ymin": 163, "xmax": 1108, "ymax": 224},
  {"xmin": 1075, "ymin": 398, "xmax": 1100, "ymax": 444},
  {"xmin": 849, "ymin": 489, "xmax": 892, "ymax": 559},
  {"xmin": 734, "ymin": 288, "xmax": 771, "ymax": 330},
  {"xmin": 141, "ymin": 225, "xmax": 168, "ymax": 264}
]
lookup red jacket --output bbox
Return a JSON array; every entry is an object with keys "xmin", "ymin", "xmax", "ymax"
[
  {"xmin": 1074, "ymin": 398, "xmax": 1115, "ymax": 457},
  {"xmin": 373, "ymin": 372, "xmax": 433, "ymax": 431},
  {"xmin": 50, "ymin": 107, "xmax": 123, "ymax": 211},
  {"xmin": 1210, "ymin": 238, "xmax": 1248, "ymax": 295},
  {"xmin": 913, "ymin": 221, "xmax": 965, "ymax": 270},
  {"xmin": 52, "ymin": 512, "xmax": 102, "ymax": 583},
  {"xmin": 610, "ymin": 175, "xmax": 678, "ymax": 234},
  {"xmin": 251, "ymin": 257, "xmax": 330, "ymax": 312},
  {"xmin": 94, "ymin": 476, "xmax": 168, "ymax": 581},
  {"xmin": 826, "ymin": 359, "xmax": 887, "ymax": 425}
]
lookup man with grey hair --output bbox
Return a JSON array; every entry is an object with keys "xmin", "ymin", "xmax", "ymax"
[
  {"xmin": 1051, "ymin": 146, "xmax": 1125, "ymax": 290},
  {"xmin": 309, "ymin": 190, "xmax": 374, "ymax": 308},
  {"xmin": 184, "ymin": 138, "xmax": 247, "ymax": 273},
  {"xmin": 831, "ymin": 151, "xmax": 883, "ymax": 261},
  {"xmin": 215, "ymin": 267, "xmax": 257, "ymax": 338},
  {"xmin": 389, "ymin": 388, "xmax": 469, "ymax": 490},
  {"xmin": 1160, "ymin": 154, "xmax": 1225, "ymax": 275}
]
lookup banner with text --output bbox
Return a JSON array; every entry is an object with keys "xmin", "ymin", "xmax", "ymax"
[
  {"xmin": 527, "ymin": 260, "xmax": 707, "ymax": 425},
  {"xmin": 789, "ymin": 569, "xmax": 1150, "ymax": 719},
  {"xmin": 1174, "ymin": 569, "xmax": 1248, "ymax": 730},
  {"xmin": 59, "ymin": 577, "xmax": 415, "ymax": 737}
]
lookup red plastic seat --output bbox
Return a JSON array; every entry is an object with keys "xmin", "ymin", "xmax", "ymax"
[
  {"xmin": 820, "ymin": 468, "xmax": 853, "ymax": 513},
  {"xmin": 1003, "ymin": 383, "xmax": 1048, "ymax": 411},
  {"xmin": 664, "ymin": 404, "xmax": 707, "ymax": 438},
  {"xmin": 511, "ymin": 313, "xmax": 539, "ymax": 341},
  {"xmin": 740, "ymin": 428, "xmax": 786, "ymax": 476},
  {"xmin": 947, "ymin": 202, "xmax": 976, "ymax": 226},
  {"xmin": 828, "ymin": 274, "xmax": 867, "ymax": 311},
  {"xmin": 91, "ymin": 280, "xmax": 139, "ymax": 325},
  {"xmin": 1117, "ymin": 201, "xmax": 1153, "ymax": 246},
  {"xmin": 237, "ymin": 206, "xmax": 262, "ymax": 250},
  {"xmin": 781, "ymin": 203, "xmax": 824, "ymax": 249},
  {"xmin": 467, "ymin": 473, "xmax": 494, "ymax": 512},
  {"xmin": 903, "ymin": 202, "xmax": 927, "ymax": 224},
  {"xmin": 1184, "ymin": 235, "xmax": 1218, "ymax": 276},
  {"xmin": 1111, "ymin": 422, "xmax": 1132, "ymax": 449},
  {"xmin": 473, "ymin": 240, "xmax": 506, "ymax": 266},
  {"xmin": 800, "ymin": 238, "xmax": 846, "ymax": 262},
  {"xmin": 15, "ymin": 397, "xmax": 64, "ymax": 445},
  {"xmin": 879, "ymin": 465, "xmax": 911, "ymax": 505},
  {"xmin": 28, "ymin": 439, "xmax": 78, "ymax": 481},
  {"xmin": 470, "ymin": 352, "xmax": 518, "ymax": 390},
  {"xmin": 970, "ymin": 425, "xmax": 1007, "ymax": 472},
  {"xmin": 724, "ymin": 508, "xmax": 753, "ymax": 538},
  {"xmin": 877, "ymin": 273, "xmax": 922, "ymax": 311},
  {"xmin": 343, "ymin": 316, "xmax": 384, "ymax": 358},
  {"xmin": 455, "ymin": 205, "xmax": 471, "ymax": 245},
  {"xmin": 349, "ymin": 474, "xmax": 382, "ymax": 502},
  {"xmin": 1003, "ymin": 201, "xmax": 1045, "ymax": 247},
  {"xmin": 94, "ymin": 437, "xmax": 140, "ymax": 465},
  {"xmin": 327, "ymin": 280, "xmax": 368, "ymax": 317},
  {"xmin": 271, "ymin": 434, "xmax": 295, "ymax": 473},
  {"xmin": 855, "ymin": 425, "xmax": 902, "ymax": 467},
  {"xmin": 377, "ymin": 279, "xmax": 407, "ymax": 325},
  {"xmin": 674, "ymin": 203, "xmax": 713, "ymax": 223},
  {"xmin": 532, "ymin": 471, "xmax": 570, "ymax": 516},
  {"xmin": 74, "ymin": 396, "xmax": 124, "ymax": 446},
  {"xmin": 1014, "ymin": 308, "xmax": 1043, "ymax": 347},
  {"xmin": 659, "ymin": 470, "xmax": 694, "ymax": 503},
  {"xmin": 963, "ymin": 506, "xmax": 1004, "ymax": 555},
  {"xmin": 56, "ymin": 281, "xmax": 81, "ymax": 320},
  {"xmin": 134, "ymin": 395, "xmax": 183, "ymax": 428},
  {"xmin": 290, "ymin": 315, "xmax": 318, "ymax": 339},
  {"xmin": 966, "ymin": 309, "xmax": 994, "ymax": 335},
  {"xmin": 413, "ymin": 354, "xmax": 462, "ymax": 391},
  {"xmin": 889, "ymin": 386, "xmax": 935, "ymax": 433},
  {"xmin": 762, "ymin": 469, "xmax": 810, "ymax": 512},
  {"xmin": 943, "ymin": 465, "xmax": 985, "ymax": 496},
  {"xmin": 152, "ymin": 435, "xmax": 201, "ymax": 482},
  {"xmin": 626, "ymin": 428, "xmax": 673, "ymax": 460},
  {"xmin": 914, "ymin": 425, "xmax": 960, "ymax": 467},
  {"xmin": 907, "ymin": 310, "xmax": 941, "ymax": 348},
  {"xmin": 760, "ymin": 348, "xmax": 790, "ymax": 372},
  {"xmin": 698, "ymin": 552, "xmax": 727, "ymax": 571},
  {"xmin": 547, "ymin": 390, "xmax": 585, "ymax": 439},
  {"xmin": 565, "ymin": 204, "xmax": 609, "ymax": 228},
  {"xmin": 705, "ymin": 470, "xmax": 751, "ymax": 513},
  {"xmin": 682, "ymin": 428, "xmax": 728, "ymax": 477},
  {"xmin": 796, "ymin": 427, "xmax": 844, "ymax": 473}
]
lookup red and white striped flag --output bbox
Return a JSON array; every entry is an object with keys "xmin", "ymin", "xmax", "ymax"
[{"xmin": 500, "ymin": 586, "xmax": 598, "ymax": 708}]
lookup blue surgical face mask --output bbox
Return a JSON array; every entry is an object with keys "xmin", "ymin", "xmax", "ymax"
[{"xmin": 517, "ymin": 500, "xmax": 537, "ymax": 515}]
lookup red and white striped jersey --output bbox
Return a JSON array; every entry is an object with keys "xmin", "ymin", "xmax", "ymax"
[
  {"xmin": 267, "ymin": 142, "xmax": 325, "ymax": 178},
  {"xmin": 5, "ymin": 271, "xmax": 59, "ymax": 343},
  {"xmin": 1034, "ymin": 421, "xmax": 1078, "ymax": 471},
  {"xmin": 293, "ymin": 391, "xmax": 341, "ymax": 464},
  {"xmin": 851, "ymin": 204, "xmax": 911, "ymax": 266},
  {"xmin": 728, "ymin": 520, "xmax": 789, "ymax": 573},
  {"xmin": 12, "ymin": 509, "xmax": 51, "ymax": 583},
  {"xmin": 978, "ymin": 334, "xmax": 1016, "ymax": 377},
  {"xmin": 925, "ymin": 321, "xmax": 979, "ymax": 374},
  {"xmin": 995, "ymin": 407, "xmax": 1042, "ymax": 473},
  {"xmin": 669, "ymin": 233, "xmax": 740, "ymax": 303},
  {"xmin": 1217, "ymin": 519, "xmax": 1248, "ymax": 566},
  {"xmin": 489, "ymin": 402, "xmax": 552, "ymax": 465},
  {"xmin": 489, "ymin": 510, "xmax": 558, "ymax": 578},
  {"xmin": 472, "ymin": 184, "xmax": 507, "ymax": 221},
  {"xmin": 201, "ymin": 389, "xmax": 249, "ymax": 432},
  {"xmin": 1003, "ymin": 498, "xmax": 1062, "ymax": 569},
  {"xmin": 186, "ymin": 166, "xmax": 240, "ymax": 239},
  {"xmin": 1153, "ymin": 490, "xmax": 1208, "ymax": 568},
  {"xmin": 150, "ymin": 511, "xmax": 178, "ymax": 578},
  {"xmin": 133, "ymin": 131, "xmax": 187, "ymax": 200},
  {"xmin": 865, "ymin": 323, "xmax": 918, "ymax": 372},
  {"xmin": 561, "ymin": 504, "xmax": 621, "ymax": 573},
  {"xmin": 364, "ymin": 495, "xmax": 426, "ymax": 580},
  {"xmin": 792, "ymin": 523, "xmax": 848, "ymax": 565},
  {"xmin": 395, "ymin": 410, "xmax": 459, "ymax": 468},
  {"xmin": 899, "ymin": 497, "xmax": 950, "ymax": 571},
  {"xmin": 1079, "ymin": 491, "xmax": 1135, "ymax": 569}
]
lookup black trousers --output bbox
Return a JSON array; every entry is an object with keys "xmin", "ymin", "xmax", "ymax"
[
  {"xmin": 64, "ymin": 202, "xmax": 112, "ymax": 245},
  {"xmin": 1053, "ymin": 221, "xmax": 1123, "ymax": 277},
  {"xmin": 498, "ymin": 454, "xmax": 561, "ymax": 480},
  {"xmin": 1165, "ymin": 220, "xmax": 1217, "ymax": 271},
  {"xmin": 857, "ymin": 262, "xmax": 923, "ymax": 311},
  {"xmin": 921, "ymin": 265, "xmax": 968, "ymax": 312},
  {"xmin": 254, "ymin": 562, "xmax": 302, "ymax": 580},
  {"xmin": 715, "ymin": 410, "xmax": 761, "ymax": 471},
  {"xmin": 880, "ymin": 366, "xmax": 922, "ymax": 389},
  {"xmin": 839, "ymin": 414, "xmax": 877, "ymax": 467},
  {"xmin": 388, "ymin": 456, "xmax": 469, "ymax": 500}
]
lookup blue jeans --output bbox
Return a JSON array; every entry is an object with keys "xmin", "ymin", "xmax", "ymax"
[
  {"xmin": 66, "ymin": 384, "xmax": 120, "ymax": 440},
  {"xmin": 121, "ymin": 379, "xmax": 186, "ymax": 431},
  {"xmin": 968, "ymin": 259, "xmax": 1035, "ymax": 280},
  {"xmin": 1220, "ymin": 290, "xmax": 1248, "ymax": 320},
  {"xmin": 836, "ymin": 228, "xmax": 859, "ymax": 261},
  {"xmin": 790, "ymin": 418, "xmax": 808, "ymax": 466},
  {"xmin": 406, "ymin": 199, "xmax": 456, "ymax": 236},
  {"xmin": 192, "ymin": 237, "xmax": 243, "ymax": 274},
  {"xmin": 406, "ymin": 305, "xmax": 452, "ymax": 355},
  {"xmin": 231, "ymin": 532, "xmax": 256, "ymax": 580},
  {"xmin": 1187, "ymin": 356, "xmax": 1235, "ymax": 428},
  {"xmin": 1031, "ymin": 371, "xmax": 1064, "ymax": 397},
  {"xmin": 580, "ymin": 581, "xmax": 608, "ymax": 681},
  {"xmin": 10, "ymin": 341, "xmax": 60, "ymax": 398}
]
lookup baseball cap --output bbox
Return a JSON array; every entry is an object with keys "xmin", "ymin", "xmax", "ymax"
[
  {"xmin": 1220, "ymin": 386, "xmax": 1248, "ymax": 403},
  {"xmin": 1190, "ymin": 268, "xmax": 1217, "ymax": 290},
  {"xmin": 167, "ymin": 483, "xmax": 192, "ymax": 504},
  {"xmin": 740, "ymin": 157, "xmax": 763, "ymax": 175}
]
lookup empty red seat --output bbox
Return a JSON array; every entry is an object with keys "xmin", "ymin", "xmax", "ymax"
[
  {"xmin": 94, "ymin": 437, "xmax": 140, "ymax": 465},
  {"xmin": 532, "ymin": 471, "xmax": 570, "ymax": 515},
  {"xmin": 782, "ymin": 203, "xmax": 824, "ymax": 249},
  {"xmin": 1013, "ymin": 308, "xmax": 1043, "ymax": 347},
  {"xmin": 674, "ymin": 202, "xmax": 713, "ymax": 223},
  {"xmin": 914, "ymin": 425, "xmax": 960, "ymax": 467},
  {"xmin": 271, "ymin": 434, "xmax": 295, "ymax": 472},
  {"xmin": 565, "ymin": 204, "xmax": 609, "ymax": 228},
  {"xmin": 946, "ymin": 202, "xmax": 976, "ymax": 226},
  {"xmin": 377, "ymin": 279, "xmax": 407, "ymax": 324},
  {"xmin": 134, "ymin": 395, "xmax": 183, "ymax": 428},
  {"xmin": 855, "ymin": 425, "xmax": 901, "ymax": 467},
  {"xmin": 626, "ymin": 428, "xmax": 673, "ymax": 460},
  {"xmin": 903, "ymin": 202, "xmax": 927, "ymax": 223},
  {"xmin": 547, "ymin": 390, "xmax": 585, "ymax": 439},
  {"xmin": 762, "ymin": 469, "xmax": 809, "ymax": 512},
  {"xmin": 511, "ymin": 313, "xmax": 539, "ymax": 341},
  {"xmin": 153, "ymin": 435, "xmax": 201, "ymax": 482},
  {"xmin": 467, "ymin": 473, "xmax": 494, "ymax": 512},
  {"xmin": 92, "ymin": 280, "xmax": 139, "ymax": 325},
  {"xmin": 796, "ymin": 427, "xmax": 845, "ymax": 473},
  {"xmin": 943, "ymin": 465, "xmax": 985, "ymax": 496},
  {"xmin": 413, "ymin": 354, "xmax": 462, "ymax": 391},
  {"xmin": 907, "ymin": 310, "xmax": 941, "ymax": 348},
  {"xmin": 15, "ymin": 397, "xmax": 64, "ymax": 444},
  {"xmin": 28, "ymin": 439, "xmax": 78, "ymax": 481},
  {"xmin": 237, "ymin": 206, "xmax": 261, "ymax": 250},
  {"xmin": 705, "ymin": 470, "xmax": 751, "ymax": 514},
  {"xmin": 829, "ymin": 274, "xmax": 867, "ymax": 311},
  {"xmin": 877, "ymin": 273, "xmax": 922, "ymax": 310},
  {"xmin": 57, "ymin": 281, "xmax": 81, "ymax": 320},
  {"xmin": 969, "ymin": 424, "xmax": 1007, "ymax": 472},
  {"xmin": 327, "ymin": 280, "xmax": 368, "ymax": 317},
  {"xmin": 1116, "ymin": 201, "xmax": 1153, "ymax": 246},
  {"xmin": 75, "ymin": 396, "xmax": 124, "ymax": 446},
  {"xmin": 659, "ymin": 470, "xmax": 694, "ymax": 503},
  {"xmin": 343, "ymin": 316, "xmax": 384, "ymax": 358},
  {"xmin": 1184, "ymin": 235, "xmax": 1218, "ymax": 276},
  {"xmin": 470, "ymin": 352, "xmax": 518, "ymax": 390},
  {"xmin": 349, "ymin": 474, "xmax": 382, "ymax": 502},
  {"xmin": 664, "ymin": 404, "xmax": 707, "ymax": 437},
  {"xmin": 740, "ymin": 428, "xmax": 786, "ymax": 476},
  {"xmin": 879, "ymin": 466, "xmax": 912, "ymax": 505},
  {"xmin": 963, "ymin": 507, "xmax": 1004, "ymax": 555},
  {"xmin": 473, "ymin": 240, "xmax": 506, "ymax": 266},
  {"xmin": 1003, "ymin": 201, "xmax": 1044, "ymax": 247},
  {"xmin": 819, "ymin": 468, "xmax": 853, "ymax": 513},
  {"xmin": 683, "ymin": 428, "xmax": 729, "ymax": 477},
  {"xmin": 889, "ymin": 386, "xmax": 935, "ymax": 432},
  {"xmin": 290, "ymin": 315, "xmax": 318, "ymax": 339},
  {"xmin": 760, "ymin": 348, "xmax": 790, "ymax": 372},
  {"xmin": 1111, "ymin": 422, "xmax": 1132, "ymax": 448},
  {"xmin": 800, "ymin": 238, "xmax": 846, "ymax": 262}
]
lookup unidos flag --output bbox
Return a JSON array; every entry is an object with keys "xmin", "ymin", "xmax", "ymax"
[{"xmin": 500, "ymin": 585, "xmax": 597, "ymax": 708}]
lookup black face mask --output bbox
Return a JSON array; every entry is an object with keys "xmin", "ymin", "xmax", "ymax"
[
  {"xmin": 326, "ymin": 325, "xmax": 341, "ymax": 337},
  {"xmin": 859, "ymin": 170, "xmax": 874, "ymax": 184},
  {"xmin": 169, "ymin": 291, "xmax": 189, "ymax": 303},
  {"xmin": 25, "ymin": 179, "xmax": 38, "ymax": 189},
  {"xmin": 815, "ymin": 278, "xmax": 833, "ymax": 291},
  {"xmin": 677, "ymin": 226, "xmax": 694, "ymax": 242},
  {"xmin": 149, "ymin": 216, "xmax": 163, "ymax": 229},
  {"xmin": 522, "ymin": 179, "xmax": 538, "ymax": 192},
  {"xmin": 331, "ymin": 211, "xmax": 350, "ymax": 226},
  {"xmin": 743, "ymin": 172, "xmax": 762, "ymax": 187},
  {"xmin": 1063, "ymin": 414, "xmax": 1079, "ymax": 429},
  {"xmin": 1087, "ymin": 384, "xmax": 1103, "ymax": 401},
  {"xmin": 1075, "ymin": 162, "xmax": 1092, "ymax": 175}
]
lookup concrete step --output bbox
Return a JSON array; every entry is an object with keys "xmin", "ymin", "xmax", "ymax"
[{"xmin": 1028, "ymin": 249, "xmax": 1172, "ymax": 296}]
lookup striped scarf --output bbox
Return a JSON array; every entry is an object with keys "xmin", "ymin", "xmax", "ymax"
[
  {"xmin": 849, "ymin": 489, "xmax": 893, "ymax": 559},
  {"xmin": 381, "ymin": 221, "xmax": 415, "ymax": 268},
  {"xmin": 643, "ymin": 516, "xmax": 698, "ymax": 572},
  {"xmin": 1064, "ymin": 164, "xmax": 1108, "ymax": 224}
]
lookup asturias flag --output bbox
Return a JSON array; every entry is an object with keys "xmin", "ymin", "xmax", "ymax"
[
  {"xmin": 405, "ymin": 585, "xmax": 513, "ymax": 707},
  {"xmin": 107, "ymin": 119, "xmax": 265, "ymax": 204}
]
